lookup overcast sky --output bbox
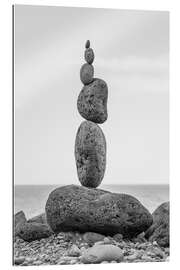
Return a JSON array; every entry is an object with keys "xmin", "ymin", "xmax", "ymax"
[{"xmin": 14, "ymin": 5, "xmax": 169, "ymax": 185}]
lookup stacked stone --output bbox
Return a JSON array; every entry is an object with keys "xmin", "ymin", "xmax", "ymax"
[
  {"xmin": 44, "ymin": 41, "xmax": 153, "ymax": 238},
  {"xmin": 75, "ymin": 40, "xmax": 108, "ymax": 188}
]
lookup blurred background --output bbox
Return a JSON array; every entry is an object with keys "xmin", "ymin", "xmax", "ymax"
[{"xmin": 14, "ymin": 5, "xmax": 169, "ymax": 217}]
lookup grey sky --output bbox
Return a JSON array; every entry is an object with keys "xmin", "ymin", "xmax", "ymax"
[{"xmin": 14, "ymin": 5, "xmax": 169, "ymax": 185}]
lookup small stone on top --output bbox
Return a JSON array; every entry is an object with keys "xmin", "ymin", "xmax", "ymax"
[{"xmin": 85, "ymin": 40, "xmax": 90, "ymax": 49}]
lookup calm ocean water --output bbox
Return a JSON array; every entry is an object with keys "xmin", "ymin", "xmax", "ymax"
[{"xmin": 14, "ymin": 185, "xmax": 169, "ymax": 219}]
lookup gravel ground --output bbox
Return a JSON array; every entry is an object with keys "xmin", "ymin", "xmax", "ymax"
[{"xmin": 13, "ymin": 232, "xmax": 170, "ymax": 266}]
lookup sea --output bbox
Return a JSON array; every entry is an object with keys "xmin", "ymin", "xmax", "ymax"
[{"xmin": 14, "ymin": 184, "xmax": 169, "ymax": 219}]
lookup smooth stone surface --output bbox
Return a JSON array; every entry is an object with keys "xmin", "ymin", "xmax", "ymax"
[
  {"xmin": 77, "ymin": 78, "xmax": 108, "ymax": 124},
  {"xmin": 84, "ymin": 48, "xmax": 94, "ymax": 64},
  {"xmin": 16, "ymin": 222, "xmax": 53, "ymax": 242},
  {"xmin": 145, "ymin": 202, "xmax": 169, "ymax": 247},
  {"xmin": 45, "ymin": 184, "xmax": 153, "ymax": 237},
  {"xmin": 83, "ymin": 232, "xmax": 105, "ymax": 245},
  {"xmin": 14, "ymin": 256, "xmax": 25, "ymax": 265},
  {"xmin": 14, "ymin": 211, "xmax": 27, "ymax": 236},
  {"xmin": 75, "ymin": 121, "xmax": 106, "ymax": 188},
  {"xmin": 27, "ymin": 213, "xmax": 47, "ymax": 224},
  {"xmin": 81, "ymin": 244, "xmax": 123, "ymax": 263},
  {"xmin": 85, "ymin": 40, "xmax": 90, "ymax": 49},
  {"xmin": 80, "ymin": 63, "xmax": 94, "ymax": 85}
]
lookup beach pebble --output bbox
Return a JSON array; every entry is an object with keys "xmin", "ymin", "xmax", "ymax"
[
  {"xmin": 77, "ymin": 78, "xmax": 108, "ymax": 124},
  {"xmin": 166, "ymin": 256, "xmax": 170, "ymax": 262},
  {"xmin": 75, "ymin": 121, "xmax": 106, "ymax": 188},
  {"xmin": 141, "ymin": 255, "xmax": 155, "ymax": 262},
  {"xmin": 14, "ymin": 256, "xmax": 25, "ymax": 265},
  {"xmin": 81, "ymin": 244, "xmax": 123, "ymax": 264},
  {"xmin": 137, "ymin": 243, "xmax": 148, "ymax": 250},
  {"xmin": 94, "ymin": 241, "xmax": 105, "ymax": 246},
  {"xmin": 103, "ymin": 237, "xmax": 112, "ymax": 244},
  {"xmin": 153, "ymin": 247, "xmax": 165, "ymax": 258},
  {"xmin": 25, "ymin": 257, "xmax": 34, "ymax": 263},
  {"xmin": 113, "ymin": 234, "xmax": 123, "ymax": 242},
  {"xmin": 33, "ymin": 260, "xmax": 42, "ymax": 265},
  {"xmin": 68, "ymin": 244, "xmax": 81, "ymax": 257},
  {"xmin": 80, "ymin": 247, "xmax": 87, "ymax": 253},
  {"xmin": 85, "ymin": 40, "xmax": 90, "ymax": 49},
  {"xmin": 164, "ymin": 247, "xmax": 170, "ymax": 254},
  {"xmin": 70, "ymin": 259, "xmax": 77, "ymax": 264},
  {"xmin": 83, "ymin": 232, "xmax": 105, "ymax": 245},
  {"xmin": 80, "ymin": 63, "xmax": 94, "ymax": 85},
  {"xmin": 84, "ymin": 48, "xmax": 94, "ymax": 64}
]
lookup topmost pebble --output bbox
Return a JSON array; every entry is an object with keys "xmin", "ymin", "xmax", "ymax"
[{"xmin": 85, "ymin": 40, "xmax": 90, "ymax": 49}]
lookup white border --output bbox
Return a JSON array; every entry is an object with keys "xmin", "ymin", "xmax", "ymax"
[{"xmin": 0, "ymin": 0, "xmax": 180, "ymax": 269}]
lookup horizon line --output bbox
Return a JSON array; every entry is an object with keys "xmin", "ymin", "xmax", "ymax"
[{"xmin": 14, "ymin": 183, "xmax": 169, "ymax": 186}]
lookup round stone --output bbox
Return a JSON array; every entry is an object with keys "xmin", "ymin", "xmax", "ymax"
[
  {"xmin": 84, "ymin": 48, "xmax": 94, "ymax": 64},
  {"xmin": 75, "ymin": 121, "xmax": 106, "ymax": 188},
  {"xmin": 77, "ymin": 78, "xmax": 108, "ymax": 124},
  {"xmin": 80, "ymin": 63, "xmax": 94, "ymax": 85}
]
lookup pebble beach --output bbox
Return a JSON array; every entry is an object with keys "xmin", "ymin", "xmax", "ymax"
[{"xmin": 14, "ymin": 231, "xmax": 169, "ymax": 266}]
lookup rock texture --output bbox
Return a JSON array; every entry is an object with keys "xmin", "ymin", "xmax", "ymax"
[
  {"xmin": 84, "ymin": 48, "xmax": 94, "ymax": 64},
  {"xmin": 45, "ymin": 185, "xmax": 153, "ymax": 237},
  {"xmin": 75, "ymin": 121, "xmax": 106, "ymax": 188},
  {"xmin": 77, "ymin": 78, "xmax": 108, "ymax": 124},
  {"xmin": 16, "ymin": 222, "xmax": 53, "ymax": 242},
  {"xmin": 81, "ymin": 244, "xmax": 124, "ymax": 263},
  {"xmin": 14, "ymin": 211, "xmax": 27, "ymax": 236},
  {"xmin": 145, "ymin": 202, "xmax": 169, "ymax": 247},
  {"xmin": 27, "ymin": 213, "xmax": 47, "ymax": 224},
  {"xmin": 83, "ymin": 232, "xmax": 105, "ymax": 245},
  {"xmin": 80, "ymin": 63, "xmax": 94, "ymax": 85}
]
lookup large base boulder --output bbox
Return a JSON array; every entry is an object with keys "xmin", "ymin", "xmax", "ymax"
[
  {"xmin": 145, "ymin": 201, "xmax": 169, "ymax": 247},
  {"xmin": 16, "ymin": 222, "xmax": 53, "ymax": 242},
  {"xmin": 45, "ymin": 185, "xmax": 152, "ymax": 238}
]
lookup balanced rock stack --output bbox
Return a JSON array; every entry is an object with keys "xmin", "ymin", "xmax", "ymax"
[
  {"xmin": 76, "ymin": 40, "xmax": 108, "ymax": 188},
  {"xmin": 45, "ymin": 41, "xmax": 153, "ymax": 238}
]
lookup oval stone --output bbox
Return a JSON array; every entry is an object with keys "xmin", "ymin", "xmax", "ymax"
[
  {"xmin": 85, "ymin": 40, "xmax": 90, "ymax": 49},
  {"xmin": 84, "ymin": 48, "xmax": 94, "ymax": 64},
  {"xmin": 81, "ymin": 244, "xmax": 123, "ymax": 263},
  {"xmin": 75, "ymin": 121, "xmax": 106, "ymax": 188},
  {"xmin": 77, "ymin": 78, "xmax": 108, "ymax": 124},
  {"xmin": 80, "ymin": 63, "xmax": 94, "ymax": 85},
  {"xmin": 45, "ymin": 185, "xmax": 153, "ymax": 237}
]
